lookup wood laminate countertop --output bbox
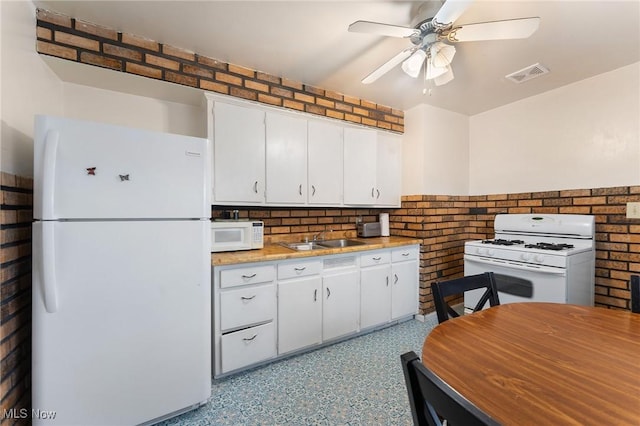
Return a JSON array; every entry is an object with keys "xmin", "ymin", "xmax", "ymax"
[{"xmin": 211, "ymin": 236, "xmax": 421, "ymax": 266}]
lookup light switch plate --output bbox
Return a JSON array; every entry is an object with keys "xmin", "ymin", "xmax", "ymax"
[{"xmin": 627, "ymin": 202, "xmax": 640, "ymax": 219}]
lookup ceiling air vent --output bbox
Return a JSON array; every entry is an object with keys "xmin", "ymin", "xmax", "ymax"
[{"xmin": 505, "ymin": 63, "xmax": 549, "ymax": 84}]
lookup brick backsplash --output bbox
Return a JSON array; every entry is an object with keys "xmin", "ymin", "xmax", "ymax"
[
  {"xmin": 393, "ymin": 186, "xmax": 640, "ymax": 314},
  {"xmin": 0, "ymin": 173, "xmax": 33, "ymax": 425},
  {"xmin": 35, "ymin": 9, "xmax": 404, "ymax": 133}
]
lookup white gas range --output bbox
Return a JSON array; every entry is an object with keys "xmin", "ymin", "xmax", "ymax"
[{"xmin": 464, "ymin": 214, "xmax": 596, "ymax": 312}]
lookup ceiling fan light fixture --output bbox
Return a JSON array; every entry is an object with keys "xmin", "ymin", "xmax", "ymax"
[
  {"xmin": 430, "ymin": 42, "xmax": 456, "ymax": 68},
  {"xmin": 425, "ymin": 60, "xmax": 448, "ymax": 80},
  {"xmin": 434, "ymin": 66, "xmax": 454, "ymax": 86},
  {"xmin": 401, "ymin": 49, "xmax": 427, "ymax": 78}
]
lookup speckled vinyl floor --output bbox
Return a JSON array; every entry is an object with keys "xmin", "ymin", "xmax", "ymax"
[{"xmin": 158, "ymin": 315, "xmax": 438, "ymax": 426}]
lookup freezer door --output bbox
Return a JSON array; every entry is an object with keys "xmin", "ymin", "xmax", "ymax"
[
  {"xmin": 34, "ymin": 115, "xmax": 210, "ymax": 220},
  {"xmin": 32, "ymin": 220, "xmax": 211, "ymax": 426}
]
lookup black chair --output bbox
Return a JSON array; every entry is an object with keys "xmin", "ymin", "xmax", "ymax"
[
  {"xmin": 401, "ymin": 351, "xmax": 500, "ymax": 426},
  {"xmin": 631, "ymin": 275, "xmax": 640, "ymax": 314},
  {"xmin": 431, "ymin": 272, "xmax": 500, "ymax": 324}
]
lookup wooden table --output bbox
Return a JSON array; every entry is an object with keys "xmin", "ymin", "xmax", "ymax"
[{"xmin": 421, "ymin": 303, "xmax": 640, "ymax": 425}]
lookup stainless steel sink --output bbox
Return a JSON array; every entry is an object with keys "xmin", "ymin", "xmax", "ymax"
[
  {"xmin": 317, "ymin": 239, "xmax": 366, "ymax": 248},
  {"xmin": 280, "ymin": 242, "xmax": 326, "ymax": 251},
  {"xmin": 281, "ymin": 238, "xmax": 366, "ymax": 251}
]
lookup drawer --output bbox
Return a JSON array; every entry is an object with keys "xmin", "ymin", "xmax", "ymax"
[
  {"xmin": 278, "ymin": 259, "xmax": 322, "ymax": 280},
  {"xmin": 220, "ymin": 284, "xmax": 276, "ymax": 331},
  {"xmin": 221, "ymin": 322, "xmax": 276, "ymax": 373},
  {"xmin": 360, "ymin": 250, "xmax": 391, "ymax": 267},
  {"xmin": 220, "ymin": 264, "xmax": 276, "ymax": 289},
  {"xmin": 392, "ymin": 247, "xmax": 418, "ymax": 262}
]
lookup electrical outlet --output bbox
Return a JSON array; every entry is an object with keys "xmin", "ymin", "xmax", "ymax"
[{"xmin": 627, "ymin": 202, "xmax": 640, "ymax": 219}]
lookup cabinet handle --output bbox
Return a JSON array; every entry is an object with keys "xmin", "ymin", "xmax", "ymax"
[
  {"xmin": 241, "ymin": 295, "xmax": 256, "ymax": 301},
  {"xmin": 294, "ymin": 267, "xmax": 306, "ymax": 272},
  {"xmin": 402, "ymin": 252, "xmax": 410, "ymax": 257},
  {"xmin": 241, "ymin": 273, "xmax": 257, "ymax": 279},
  {"xmin": 373, "ymin": 256, "xmax": 381, "ymax": 261},
  {"xmin": 394, "ymin": 274, "xmax": 399, "ymax": 284},
  {"xmin": 243, "ymin": 334, "xmax": 257, "ymax": 342},
  {"xmin": 371, "ymin": 188, "xmax": 375, "ymax": 198},
  {"xmin": 311, "ymin": 185, "xmax": 316, "ymax": 196},
  {"xmin": 326, "ymin": 288, "xmax": 331, "ymax": 299},
  {"xmin": 253, "ymin": 181, "xmax": 258, "ymax": 193},
  {"xmin": 314, "ymin": 289, "xmax": 317, "ymax": 302},
  {"xmin": 386, "ymin": 276, "xmax": 389, "ymax": 287},
  {"xmin": 376, "ymin": 189, "xmax": 380, "ymax": 199},
  {"xmin": 299, "ymin": 184, "xmax": 303, "ymax": 196}
]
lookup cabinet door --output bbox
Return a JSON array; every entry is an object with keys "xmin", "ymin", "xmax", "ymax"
[
  {"xmin": 376, "ymin": 133, "xmax": 402, "ymax": 206},
  {"xmin": 266, "ymin": 112, "xmax": 307, "ymax": 204},
  {"xmin": 360, "ymin": 264, "xmax": 392, "ymax": 329},
  {"xmin": 213, "ymin": 102, "xmax": 265, "ymax": 203},
  {"xmin": 343, "ymin": 128, "xmax": 377, "ymax": 205},
  {"xmin": 322, "ymin": 269, "xmax": 360, "ymax": 341},
  {"xmin": 278, "ymin": 276, "xmax": 322, "ymax": 355},
  {"xmin": 391, "ymin": 260, "xmax": 419, "ymax": 319},
  {"xmin": 308, "ymin": 121, "xmax": 343, "ymax": 205}
]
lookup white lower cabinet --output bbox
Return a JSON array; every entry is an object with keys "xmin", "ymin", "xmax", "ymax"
[
  {"xmin": 391, "ymin": 247, "xmax": 420, "ymax": 319},
  {"xmin": 360, "ymin": 251, "xmax": 392, "ymax": 330},
  {"xmin": 322, "ymin": 268, "xmax": 359, "ymax": 341},
  {"xmin": 213, "ymin": 244, "xmax": 418, "ymax": 377}
]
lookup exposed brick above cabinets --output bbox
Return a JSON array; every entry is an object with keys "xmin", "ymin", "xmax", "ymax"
[{"xmin": 35, "ymin": 9, "xmax": 404, "ymax": 133}]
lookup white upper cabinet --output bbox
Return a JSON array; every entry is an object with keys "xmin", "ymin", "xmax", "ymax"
[
  {"xmin": 308, "ymin": 121, "xmax": 343, "ymax": 205},
  {"xmin": 376, "ymin": 132, "xmax": 402, "ymax": 206},
  {"xmin": 212, "ymin": 101, "xmax": 265, "ymax": 204},
  {"xmin": 343, "ymin": 127, "xmax": 377, "ymax": 205},
  {"xmin": 207, "ymin": 94, "xmax": 401, "ymax": 207},
  {"xmin": 265, "ymin": 112, "xmax": 308, "ymax": 204}
]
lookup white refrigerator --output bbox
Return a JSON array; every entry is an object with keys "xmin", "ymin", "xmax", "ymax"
[{"xmin": 32, "ymin": 115, "xmax": 212, "ymax": 425}]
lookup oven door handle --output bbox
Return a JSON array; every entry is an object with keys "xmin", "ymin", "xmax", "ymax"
[{"xmin": 465, "ymin": 255, "xmax": 567, "ymax": 275}]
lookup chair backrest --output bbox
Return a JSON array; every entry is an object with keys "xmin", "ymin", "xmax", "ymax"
[
  {"xmin": 431, "ymin": 272, "xmax": 500, "ymax": 324},
  {"xmin": 400, "ymin": 351, "xmax": 500, "ymax": 426},
  {"xmin": 631, "ymin": 275, "xmax": 640, "ymax": 314}
]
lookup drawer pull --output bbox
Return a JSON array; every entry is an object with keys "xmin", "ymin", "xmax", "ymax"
[
  {"xmin": 243, "ymin": 334, "xmax": 257, "ymax": 342},
  {"xmin": 373, "ymin": 257, "xmax": 381, "ymax": 261},
  {"xmin": 294, "ymin": 267, "xmax": 306, "ymax": 272},
  {"xmin": 402, "ymin": 252, "xmax": 410, "ymax": 256},
  {"xmin": 241, "ymin": 273, "xmax": 257, "ymax": 279},
  {"xmin": 241, "ymin": 295, "xmax": 256, "ymax": 301}
]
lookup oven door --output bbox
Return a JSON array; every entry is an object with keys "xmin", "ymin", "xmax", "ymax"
[{"xmin": 463, "ymin": 254, "xmax": 568, "ymax": 311}]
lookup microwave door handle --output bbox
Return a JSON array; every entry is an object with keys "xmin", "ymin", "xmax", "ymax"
[{"xmin": 465, "ymin": 256, "xmax": 567, "ymax": 275}]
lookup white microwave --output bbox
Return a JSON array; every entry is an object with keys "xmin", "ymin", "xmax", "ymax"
[{"xmin": 211, "ymin": 220, "xmax": 264, "ymax": 252}]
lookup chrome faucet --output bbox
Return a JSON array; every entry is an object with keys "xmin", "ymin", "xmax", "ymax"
[{"xmin": 312, "ymin": 229, "xmax": 332, "ymax": 241}]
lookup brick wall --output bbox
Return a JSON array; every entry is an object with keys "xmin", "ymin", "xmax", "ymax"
[
  {"xmin": 35, "ymin": 9, "xmax": 404, "ymax": 133},
  {"xmin": 392, "ymin": 186, "xmax": 640, "ymax": 314},
  {"xmin": 0, "ymin": 173, "xmax": 33, "ymax": 425}
]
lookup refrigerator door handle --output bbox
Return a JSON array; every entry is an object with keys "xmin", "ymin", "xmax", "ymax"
[
  {"xmin": 41, "ymin": 222, "xmax": 59, "ymax": 313},
  {"xmin": 42, "ymin": 129, "xmax": 59, "ymax": 219}
]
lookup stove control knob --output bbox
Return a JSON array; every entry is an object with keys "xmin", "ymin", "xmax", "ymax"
[
  {"xmin": 477, "ymin": 248, "xmax": 486, "ymax": 255},
  {"xmin": 487, "ymin": 249, "xmax": 495, "ymax": 257},
  {"xmin": 534, "ymin": 254, "xmax": 545, "ymax": 263},
  {"xmin": 521, "ymin": 253, "xmax": 531, "ymax": 261}
]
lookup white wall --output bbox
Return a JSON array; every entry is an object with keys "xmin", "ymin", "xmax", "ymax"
[
  {"xmin": 402, "ymin": 103, "xmax": 469, "ymax": 195},
  {"xmin": 62, "ymin": 84, "xmax": 205, "ymax": 138},
  {"xmin": 468, "ymin": 62, "xmax": 640, "ymax": 195},
  {"xmin": 1, "ymin": 0, "xmax": 63, "ymax": 176}
]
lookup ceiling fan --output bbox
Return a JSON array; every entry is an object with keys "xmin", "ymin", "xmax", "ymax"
[{"xmin": 348, "ymin": 0, "xmax": 540, "ymax": 86}]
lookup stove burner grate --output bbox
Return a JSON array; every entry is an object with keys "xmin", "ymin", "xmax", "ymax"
[
  {"xmin": 524, "ymin": 242, "xmax": 574, "ymax": 251},
  {"xmin": 481, "ymin": 239, "xmax": 524, "ymax": 246}
]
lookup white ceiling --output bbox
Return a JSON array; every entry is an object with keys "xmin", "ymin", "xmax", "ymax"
[{"xmin": 34, "ymin": 0, "xmax": 640, "ymax": 115}]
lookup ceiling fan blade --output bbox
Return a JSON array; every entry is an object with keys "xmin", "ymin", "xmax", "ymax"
[
  {"xmin": 362, "ymin": 48, "xmax": 415, "ymax": 84},
  {"xmin": 450, "ymin": 17, "xmax": 541, "ymax": 42},
  {"xmin": 433, "ymin": 0, "xmax": 474, "ymax": 26},
  {"xmin": 348, "ymin": 20, "xmax": 419, "ymax": 38}
]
